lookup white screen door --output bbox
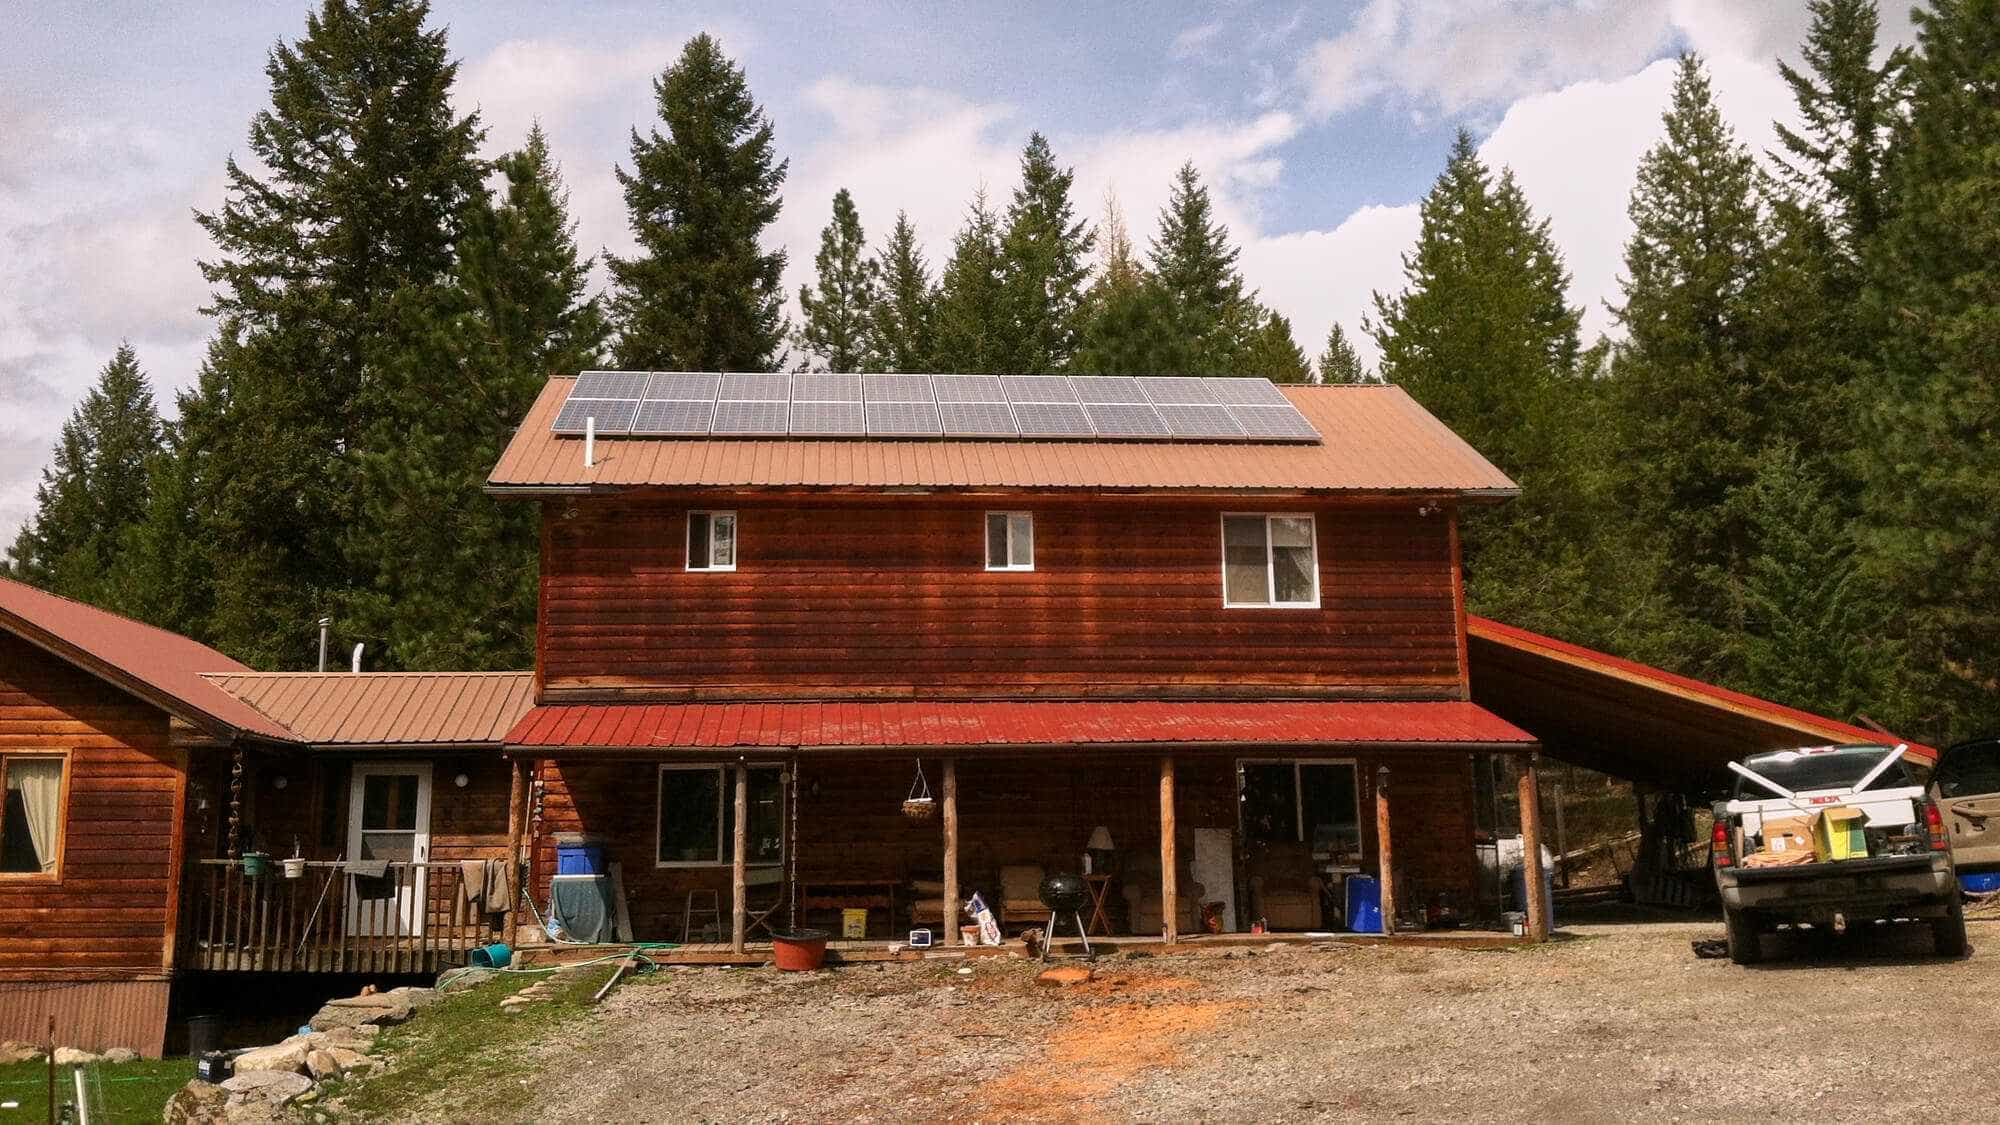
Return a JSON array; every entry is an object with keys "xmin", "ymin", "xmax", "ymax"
[{"xmin": 345, "ymin": 762, "xmax": 433, "ymax": 937}]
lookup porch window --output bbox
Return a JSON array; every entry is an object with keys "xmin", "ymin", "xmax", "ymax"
[
  {"xmin": 687, "ymin": 511, "xmax": 737, "ymax": 571},
  {"xmin": 1221, "ymin": 514, "xmax": 1318, "ymax": 607},
  {"xmin": 657, "ymin": 765, "xmax": 783, "ymax": 866},
  {"xmin": 1239, "ymin": 760, "xmax": 1362, "ymax": 864},
  {"xmin": 984, "ymin": 512, "xmax": 1034, "ymax": 571},
  {"xmin": 0, "ymin": 754, "xmax": 66, "ymax": 876}
]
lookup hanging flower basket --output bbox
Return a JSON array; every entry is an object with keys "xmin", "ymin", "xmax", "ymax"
[{"xmin": 903, "ymin": 760, "xmax": 936, "ymax": 819}]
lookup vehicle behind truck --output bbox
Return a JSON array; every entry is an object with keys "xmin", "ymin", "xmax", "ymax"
[{"xmin": 1710, "ymin": 744, "xmax": 1964, "ymax": 964}]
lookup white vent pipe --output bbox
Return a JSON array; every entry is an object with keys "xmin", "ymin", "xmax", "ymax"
[{"xmin": 585, "ymin": 416, "xmax": 596, "ymax": 467}]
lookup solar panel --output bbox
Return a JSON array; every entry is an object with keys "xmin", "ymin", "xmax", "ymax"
[
  {"xmin": 866, "ymin": 400, "xmax": 942, "ymax": 435},
  {"xmin": 931, "ymin": 374, "xmax": 1007, "ymax": 403},
  {"xmin": 719, "ymin": 373, "xmax": 789, "ymax": 401},
  {"xmin": 1155, "ymin": 402, "xmax": 1245, "ymax": 438},
  {"xmin": 1138, "ymin": 376, "xmax": 1219, "ymax": 405},
  {"xmin": 711, "ymin": 400, "xmax": 789, "ymax": 434},
  {"xmin": 1228, "ymin": 403, "xmax": 1321, "ymax": 439},
  {"xmin": 645, "ymin": 372, "xmax": 719, "ymax": 400},
  {"xmin": 792, "ymin": 373, "xmax": 861, "ymax": 402},
  {"xmin": 553, "ymin": 398, "xmax": 638, "ymax": 434},
  {"xmin": 1204, "ymin": 377, "xmax": 1292, "ymax": 406},
  {"xmin": 788, "ymin": 401, "xmax": 865, "ymax": 435},
  {"xmin": 1069, "ymin": 376, "xmax": 1147, "ymax": 404},
  {"xmin": 573, "ymin": 371, "xmax": 652, "ymax": 399},
  {"xmin": 863, "ymin": 373, "xmax": 935, "ymax": 403},
  {"xmin": 938, "ymin": 401, "xmax": 1017, "ymax": 436},
  {"xmin": 1085, "ymin": 403, "xmax": 1172, "ymax": 437},
  {"xmin": 1011, "ymin": 401, "xmax": 1094, "ymax": 436},
  {"xmin": 1002, "ymin": 375, "xmax": 1077, "ymax": 403},
  {"xmin": 630, "ymin": 398, "xmax": 714, "ymax": 435}
]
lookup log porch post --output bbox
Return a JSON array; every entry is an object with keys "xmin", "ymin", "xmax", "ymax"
[
  {"xmin": 1375, "ymin": 765, "xmax": 1395, "ymax": 935},
  {"xmin": 1520, "ymin": 752, "xmax": 1550, "ymax": 943},
  {"xmin": 503, "ymin": 757, "xmax": 529, "ymax": 949},
  {"xmin": 942, "ymin": 758, "xmax": 960, "ymax": 946},
  {"xmin": 731, "ymin": 763, "xmax": 749, "ymax": 953},
  {"xmin": 1159, "ymin": 755, "xmax": 1178, "ymax": 944}
]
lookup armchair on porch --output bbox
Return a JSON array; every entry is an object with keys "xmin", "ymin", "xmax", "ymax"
[
  {"xmin": 1122, "ymin": 847, "xmax": 1205, "ymax": 936},
  {"xmin": 1247, "ymin": 840, "xmax": 1324, "ymax": 931},
  {"xmin": 997, "ymin": 864, "xmax": 1050, "ymax": 931}
]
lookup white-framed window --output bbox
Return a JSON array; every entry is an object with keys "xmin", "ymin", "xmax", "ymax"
[
  {"xmin": 984, "ymin": 511, "xmax": 1034, "ymax": 571},
  {"xmin": 1238, "ymin": 758, "xmax": 1363, "ymax": 864},
  {"xmin": 1221, "ymin": 513, "xmax": 1319, "ymax": 607},
  {"xmin": 656, "ymin": 764, "xmax": 784, "ymax": 867},
  {"xmin": 686, "ymin": 511, "xmax": 737, "ymax": 572},
  {"xmin": 0, "ymin": 753, "xmax": 68, "ymax": 878}
]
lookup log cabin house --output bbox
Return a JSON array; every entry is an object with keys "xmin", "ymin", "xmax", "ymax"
[{"xmin": 3, "ymin": 371, "xmax": 1930, "ymax": 1053}]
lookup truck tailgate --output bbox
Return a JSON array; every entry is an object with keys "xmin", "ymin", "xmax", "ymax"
[{"xmin": 1730, "ymin": 854, "xmax": 1934, "ymax": 883}]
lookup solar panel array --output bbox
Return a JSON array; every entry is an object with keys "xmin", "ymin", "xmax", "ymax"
[{"xmin": 551, "ymin": 372, "xmax": 1319, "ymax": 443}]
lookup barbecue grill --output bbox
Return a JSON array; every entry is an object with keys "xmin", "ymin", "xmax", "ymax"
[{"xmin": 1038, "ymin": 873, "xmax": 1092, "ymax": 961}]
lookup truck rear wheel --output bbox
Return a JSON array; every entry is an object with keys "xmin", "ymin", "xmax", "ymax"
[
  {"xmin": 1725, "ymin": 906, "xmax": 1762, "ymax": 965},
  {"xmin": 1933, "ymin": 901, "xmax": 1968, "ymax": 958}
]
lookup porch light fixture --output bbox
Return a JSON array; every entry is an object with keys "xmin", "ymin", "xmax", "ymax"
[
  {"xmin": 454, "ymin": 773, "xmax": 470, "ymax": 789},
  {"xmin": 272, "ymin": 775, "xmax": 288, "ymax": 790}
]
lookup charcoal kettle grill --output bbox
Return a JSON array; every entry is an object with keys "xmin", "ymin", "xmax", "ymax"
[{"xmin": 1037, "ymin": 873, "xmax": 1092, "ymax": 961}]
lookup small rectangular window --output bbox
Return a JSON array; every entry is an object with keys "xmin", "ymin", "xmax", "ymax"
[
  {"xmin": 984, "ymin": 512, "xmax": 1034, "ymax": 571},
  {"xmin": 1, "ymin": 754, "xmax": 66, "ymax": 876},
  {"xmin": 687, "ymin": 511, "xmax": 737, "ymax": 571},
  {"xmin": 1222, "ymin": 514, "xmax": 1318, "ymax": 607},
  {"xmin": 657, "ymin": 765, "xmax": 784, "ymax": 866}
]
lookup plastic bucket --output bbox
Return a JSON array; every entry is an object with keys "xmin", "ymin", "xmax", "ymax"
[
  {"xmin": 771, "ymin": 929, "xmax": 829, "ymax": 971},
  {"xmin": 1960, "ymin": 871, "xmax": 2000, "ymax": 895},
  {"xmin": 1344, "ymin": 875, "xmax": 1383, "ymax": 934},
  {"xmin": 240, "ymin": 852, "xmax": 271, "ymax": 877},
  {"xmin": 282, "ymin": 857, "xmax": 307, "ymax": 879},
  {"xmin": 469, "ymin": 942, "xmax": 513, "ymax": 969}
]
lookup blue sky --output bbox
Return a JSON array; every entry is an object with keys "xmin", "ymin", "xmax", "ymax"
[{"xmin": 0, "ymin": 2, "xmax": 1915, "ymax": 541}]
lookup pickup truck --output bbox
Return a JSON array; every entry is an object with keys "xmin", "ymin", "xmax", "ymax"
[{"xmin": 1710, "ymin": 744, "xmax": 1964, "ymax": 964}]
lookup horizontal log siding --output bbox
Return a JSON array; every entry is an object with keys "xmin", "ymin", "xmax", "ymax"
[
  {"xmin": 540, "ymin": 495, "xmax": 1464, "ymax": 698},
  {"xmin": 0, "ymin": 631, "xmax": 178, "ymax": 980}
]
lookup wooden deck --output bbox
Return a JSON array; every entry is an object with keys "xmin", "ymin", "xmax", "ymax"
[{"xmin": 181, "ymin": 860, "xmax": 496, "ymax": 974}]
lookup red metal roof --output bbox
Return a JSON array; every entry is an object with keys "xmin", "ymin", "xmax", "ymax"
[
  {"xmin": 505, "ymin": 699, "xmax": 1534, "ymax": 752},
  {"xmin": 205, "ymin": 672, "xmax": 534, "ymax": 746},
  {"xmin": 0, "ymin": 577, "xmax": 298, "ymax": 742},
  {"xmin": 487, "ymin": 378, "xmax": 1520, "ymax": 497}
]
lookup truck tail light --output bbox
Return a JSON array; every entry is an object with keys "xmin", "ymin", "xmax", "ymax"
[
  {"xmin": 1925, "ymin": 800, "xmax": 1949, "ymax": 851},
  {"xmin": 1712, "ymin": 820, "xmax": 1734, "ymax": 867}
]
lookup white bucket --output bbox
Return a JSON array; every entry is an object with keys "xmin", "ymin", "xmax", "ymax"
[{"xmin": 282, "ymin": 857, "xmax": 307, "ymax": 879}]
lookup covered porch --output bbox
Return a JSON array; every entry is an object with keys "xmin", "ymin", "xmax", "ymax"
[{"xmin": 507, "ymin": 699, "xmax": 1552, "ymax": 956}]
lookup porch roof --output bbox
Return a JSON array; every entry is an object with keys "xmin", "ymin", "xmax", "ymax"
[{"xmin": 504, "ymin": 699, "xmax": 1535, "ymax": 753}]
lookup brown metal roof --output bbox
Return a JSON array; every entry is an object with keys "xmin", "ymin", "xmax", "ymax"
[
  {"xmin": 0, "ymin": 577, "xmax": 298, "ymax": 742},
  {"xmin": 205, "ymin": 672, "xmax": 535, "ymax": 747},
  {"xmin": 487, "ymin": 378, "xmax": 1520, "ymax": 496}
]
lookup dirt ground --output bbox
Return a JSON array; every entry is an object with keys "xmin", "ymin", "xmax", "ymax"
[{"xmin": 379, "ymin": 910, "xmax": 1996, "ymax": 1123}]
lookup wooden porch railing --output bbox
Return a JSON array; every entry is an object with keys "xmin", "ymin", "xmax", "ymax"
[{"xmin": 182, "ymin": 860, "xmax": 498, "ymax": 973}]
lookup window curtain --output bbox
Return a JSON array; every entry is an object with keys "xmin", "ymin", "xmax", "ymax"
[{"xmin": 11, "ymin": 758, "xmax": 63, "ymax": 873}]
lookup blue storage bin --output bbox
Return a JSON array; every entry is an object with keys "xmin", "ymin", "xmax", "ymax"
[
  {"xmin": 556, "ymin": 843, "xmax": 606, "ymax": 875},
  {"xmin": 1961, "ymin": 871, "xmax": 2000, "ymax": 895},
  {"xmin": 1344, "ymin": 874, "xmax": 1383, "ymax": 934}
]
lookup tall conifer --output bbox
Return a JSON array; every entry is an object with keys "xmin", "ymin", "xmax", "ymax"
[
  {"xmin": 868, "ymin": 212, "xmax": 937, "ymax": 372},
  {"xmin": 931, "ymin": 194, "xmax": 1008, "ymax": 373},
  {"xmin": 997, "ymin": 133, "xmax": 1094, "ymax": 372},
  {"xmin": 796, "ymin": 189, "xmax": 880, "ymax": 372},
  {"xmin": 609, "ymin": 34, "xmax": 788, "ymax": 372},
  {"xmin": 1316, "ymin": 323, "xmax": 1367, "ymax": 384}
]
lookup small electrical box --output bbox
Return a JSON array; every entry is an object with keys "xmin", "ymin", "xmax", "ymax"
[
  {"xmin": 907, "ymin": 928, "xmax": 933, "ymax": 949},
  {"xmin": 195, "ymin": 1051, "xmax": 234, "ymax": 1084}
]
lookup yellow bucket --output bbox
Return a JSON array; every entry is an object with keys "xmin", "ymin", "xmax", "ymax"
[{"xmin": 841, "ymin": 908, "xmax": 868, "ymax": 939}]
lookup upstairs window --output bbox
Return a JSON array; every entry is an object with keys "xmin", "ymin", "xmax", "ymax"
[
  {"xmin": 1, "ymin": 754, "xmax": 66, "ymax": 877},
  {"xmin": 985, "ymin": 512, "xmax": 1034, "ymax": 571},
  {"xmin": 1222, "ymin": 514, "xmax": 1318, "ymax": 607},
  {"xmin": 687, "ymin": 511, "xmax": 737, "ymax": 571}
]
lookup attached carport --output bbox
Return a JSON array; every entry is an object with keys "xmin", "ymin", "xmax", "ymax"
[{"xmin": 1466, "ymin": 615, "xmax": 1935, "ymax": 793}]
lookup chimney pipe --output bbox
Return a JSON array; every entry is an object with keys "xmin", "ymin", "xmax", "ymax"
[
  {"xmin": 317, "ymin": 617, "xmax": 331, "ymax": 672},
  {"xmin": 351, "ymin": 643, "xmax": 365, "ymax": 674}
]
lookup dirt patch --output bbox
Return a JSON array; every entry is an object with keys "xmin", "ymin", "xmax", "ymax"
[{"xmin": 977, "ymin": 997, "xmax": 1236, "ymax": 1121}]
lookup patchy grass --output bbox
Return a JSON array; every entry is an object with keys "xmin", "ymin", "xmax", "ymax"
[
  {"xmin": 0, "ymin": 1057, "xmax": 190, "ymax": 1122},
  {"xmin": 322, "ymin": 966, "xmax": 618, "ymax": 1123}
]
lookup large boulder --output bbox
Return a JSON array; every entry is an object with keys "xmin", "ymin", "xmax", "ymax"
[
  {"xmin": 102, "ymin": 1046, "xmax": 141, "ymax": 1064},
  {"xmin": 303, "ymin": 1049, "xmax": 343, "ymax": 1081},
  {"xmin": 218, "ymin": 1069, "xmax": 312, "ymax": 1107},
  {"xmin": 162, "ymin": 1079, "xmax": 228, "ymax": 1125},
  {"xmin": 52, "ymin": 1046, "xmax": 101, "ymax": 1065},
  {"xmin": 231, "ymin": 1036, "xmax": 311, "ymax": 1075},
  {"xmin": 0, "ymin": 1041, "xmax": 42, "ymax": 1065},
  {"xmin": 308, "ymin": 993, "xmax": 414, "ymax": 1031}
]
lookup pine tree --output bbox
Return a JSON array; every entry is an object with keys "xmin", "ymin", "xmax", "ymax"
[
  {"xmin": 796, "ymin": 189, "xmax": 880, "ymax": 372},
  {"xmin": 1147, "ymin": 162, "xmax": 1253, "ymax": 374},
  {"xmin": 341, "ymin": 122, "xmax": 608, "ymax": 670},
  {"xmin": 931, "ymin": 194, "xmax": 1008, "ymax": 373},
  {"xmin": 1606, "ymin": 54, "xmax": 1768, "ymax": 670},
  {"xmin": 1074, "ymin": 191, "xmax": 1171, "ymax": 375},
  {"xmin": 1856, "ymin": 0, "xmax": 2000, "ymax": 740},
  {"xmin": 868, "ymin": 212, "xmax": 937, "ymax": 372},
  {"xmin": 996, "ymin": 133, "xmax": 1094, "ymax": 372},
  {"xmin": 182, "ymin": 0, "xmax": 487, "ymax": 667},
  {"xmin": 1771, "ymin": 0, "xmax": 1908, "ymax": 260},
  {"xmin": 1316, "ymin": 323, "xmax": 1367, "ymax": 383},
  {"xmin": 5, "ymin": 344, "xmax": 162, "ymax": 604},
  {"xmin": 1238, "ymin": 309, "xmax": 1312, "ymax": 384},
  {"xmin": 609, "ymin": 34, "xmax": 788, "ymax": 372}
]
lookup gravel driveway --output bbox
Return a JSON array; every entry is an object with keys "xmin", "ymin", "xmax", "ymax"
[{"xmin": 405, "ymin": 910, "xmax": 1994, "ymax": 1123}]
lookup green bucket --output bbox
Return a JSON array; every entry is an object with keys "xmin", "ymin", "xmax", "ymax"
[
  {"xmin": 469, "ymin": 942, "xmax": 512, "ymax": 969},
  {"xmin": 240, "ymin": 852, "xmax": 271, "ymax": 877}
]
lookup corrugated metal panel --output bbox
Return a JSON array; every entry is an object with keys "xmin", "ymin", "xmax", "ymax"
[
  {"xmin": 0, "ymin": 577, "xmax": 297, "ymax": 742},
  {"xmin": 0, "ymin": 980, "xmax": 170, "ymax": 1056},
  {"xmin": 506, "ymin": 699, "xmax": 1534, "ymax": 751},
  {"xmin": 206, "ymin": 672, "xmax": 534, "ymax": 746},
  {"xmin": 489, "ymin": 378, "xmax": 1521, "ymax": 495}
]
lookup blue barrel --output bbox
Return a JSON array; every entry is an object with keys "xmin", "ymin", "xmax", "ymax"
[{"xmin": 1344, "ymin": 875, "xmax": 1383, "ymax": 933}]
